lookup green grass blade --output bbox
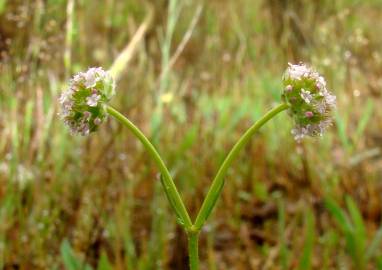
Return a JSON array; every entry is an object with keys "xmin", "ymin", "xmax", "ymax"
[
  {"xmin": 324, "ymin": 197, "xmax": 353, "ymax": 232},
  {"xmin": 60, "ymin": 239, "xmax": 93, "ymax": 270},
  {"xmin": 346, "ymin": 196, "xmax": 366, "ymax": 268},
  {"xmin": 354, "ymin": 99, "xmax": 374, "ymax": 142},
  {"xmin": 298, "ymin": 209, "xmax": 315, "ymax": 270},
  {"xmin": 335, "ymin": 111, "xmax": 351, "ymax": 152},
  {"xmin": 346, "ymin": 196, "xmax": 366, "ymax": 240},
  {"xmin": 97, "ymin": 252, "xmax": 113, "ymax": 270},
  {"xmin": 0, "ymin": 0, "xmax": 6, "ymax": 15},
  {"xmin": 366, "ymin": 225, "xmax": 382, "ymax": 261},
  {"xmin": 277, "ymin": 196, "xmax": 289, "ymax": 270}
]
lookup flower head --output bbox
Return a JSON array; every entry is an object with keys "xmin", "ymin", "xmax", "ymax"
[
  {"xmin": 59, "ymin": 67, "xmax": 115, "ymax": 135},
  {"xmin": 282, "ymin": 63, "xmax": 336, "ymax": 141}
]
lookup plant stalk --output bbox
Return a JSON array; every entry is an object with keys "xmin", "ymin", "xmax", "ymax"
[
  {"xmin": 187, "ymin": 232, "xmax": 199, "ymax": 270},
  {"xmin": 194, "ymin": 103, "xmax": 290, "ymax": 230},
  {"xmin": 106, "ymin": 105, "xmax": 193, "ymax": 229}
]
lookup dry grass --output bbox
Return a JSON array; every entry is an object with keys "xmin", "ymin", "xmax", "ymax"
[{"xmin": 1, "ymin": 0, "xmax": 382, "ymax": 269}]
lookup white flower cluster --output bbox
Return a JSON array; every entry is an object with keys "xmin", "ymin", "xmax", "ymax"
[
  {"xmin": 59, "ymin": 67, "xmax": 115, "ymax": 135},
  {"xmin": 282, "ymin": 63, "xmax": 336, "ymax": 141}
]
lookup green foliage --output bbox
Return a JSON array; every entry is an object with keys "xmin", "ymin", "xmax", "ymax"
[
  {"xmin": 60, "ymin": 239, "xmax": 92, "ymax": 270},
  {"xmin": 325, "ymin": 196, "xmax": 382, "ymax": 269},
  {"xmin": 0, "ymin": 0, "xmax": 6, "ymax": 15},
  {"xmin": 298, "ymin": 209, "xmax": 315, "ymax": 270},
  {"xmin": 277, "ymin": 196, "xmax": 289, "ymax": 270},
  {"xmin": 1, "ymin": 0, "xmax": 382, "ymax": 268},
  {"xmin": 96, "ymin": 252, "xmax": 113, "ymax": 270}
]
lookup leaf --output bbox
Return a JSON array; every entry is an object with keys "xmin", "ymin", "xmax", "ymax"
[
  {"xmin": 199, "ymin": 177, "xmax": 225, "ymax": 225},
  {"xmin": 0, "ymin": 0, "xmax": 6, "ymax": 15},
  {"xmin": 60, "ymin": 239, "xmax": 92, "ymax": 270},
  {"xmin": 346, "ymin": 197, "xmax": 366, "ymax": 237},
  {"xmin": 346, "ymin": 196, "xmax": 367, "ymax": 268},
  {"xmin": 298, "ymin": 209, "xmax": 315, "ymax": 270},
  {"xmin": 346, "ymin": 196, "xmax": 366, "ymax": 242},
  {"xmin": 277, "ymin": 196, "xmax": 289, "ymax": 270},
  {"xmin": 160, "ymin": 175, "xmax": 185, "ymax": 227},
  {"xmin": 335, "ymin": 112, "xmax": 351, "ymax": 152},
  {"xmin": 376, "ymin": 256, "xmax": 382, "ymax": 270},
  {"xmin": 325, "ymin": 197, "xmax": 366, "ymax": 268},
  {"xmin": 324, "ymin": 197, "xmax": 353, "ymax": 233},
  {"xmin": 366, "ymin": 225, "xmax": 382, "ymax": 261},
  {"xmin": 97, "ymin": 252, "xmax": 113, "ymax": 270},
  {"xmin": 354, "ymin": 98, "xmax": 374, "ymax": 142}
]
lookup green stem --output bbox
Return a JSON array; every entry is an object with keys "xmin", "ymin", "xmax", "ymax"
[
  {"xmin": 106, "ymin": 105, "xmax": 193, "ymax": 229},
  {"xmin": 187, "ymin": 232, "xmax": 199, "ymax": 270},
  {"xmin": 194, "ymin": 103, "xmax": 289, "ymax": 230}
]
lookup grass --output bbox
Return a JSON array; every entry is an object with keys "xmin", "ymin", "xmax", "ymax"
[{"xmin": 1, "ymin": 0, "xmax": 382, "ymax": 269}]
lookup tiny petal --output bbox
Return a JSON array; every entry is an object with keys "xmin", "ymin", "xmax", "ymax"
[
  {"xmin": 305, "ymin": 111, "xmax": 314, "ymax": 118},
  {"xmin": 81, "ymin": 124, "xmax": 90, "ymax": 136},
  {"xmin": 325, "ymin": 93, "xmax": 336, "ymax": 107},
  {"xmin": 83, "ymin": 111, "xmax": 91, "ymax": 119},
  {"xmin": 84, "ymin": 69, "xmax": 97, "ymax": 88},
  {"xmin": 86, "ymin": 94, "xmax": 100, "ymax": 107},
  {"xmin": 285, "ymin": 63, "xmax": 311, "ymax": 80},
  {"xmin": 94, "ymin": 117, "xmax": 102, "ymax": 125},
  {"xmin": 300, "ymin": 89, "xmax": 312, "ymax": 104},
  {"xmin": 285, "ymin": 85, "xmax": 293, "ymax": 92}
]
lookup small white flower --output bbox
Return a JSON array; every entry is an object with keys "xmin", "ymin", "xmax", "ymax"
[
  {"xmin": 300, "ymin": 89, "xmax": 312, "ymax": 104},
  {"xmin": 86, "ymin": 93, "xmax": 100, "ymax": 107},
  {"xmin": 59, "ymin": 89, "xmax": 72, "ymax": 104},
  {"xmin": 324, "ymin": 93, "xmax": 336, "ymax": 107},
  {"xmin": 291, "ymin": 127, "xmax": 308, "ymax": 141},
  {"xmin": 72, "ymin": 74, "xmax": 83, "ymax": 84},
  {"xmin": 84, "ymin": 69, "xmax": 97, "ymax": 88},
  {"xmin": 315, "ymin": 101, "xmax": 326, "ymax": 114},
  {"xmin": 81, "ymin": 123, "xmax": 90, "ymax": 136},
  {"xmin": 285, "ymin": 63, "xmax": 311, "ymax": 80},
  {"xmin": 317, "ymin": 76, "xmax": 327, "ymax": 88}
]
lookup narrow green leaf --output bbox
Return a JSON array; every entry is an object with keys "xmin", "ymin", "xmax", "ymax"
[
  {"xmin": 376, "ymin": 256, "xmax": 382, "ymax": 269},
  {"xmin": 160, "ymin": 175, "xmax": 185, "ymax": 227},
  {"xmin": 354, "ymin": 99, "xmax": 374, "ymax": 142},
  {"xmin": 335, "ymin": 112, "xmax": 351, "ymax": 152},
  {"xmin": 346, "ymin": 196, "xmax": 366, "ymax": 241},
  {"xmin": 324, "ymin": 197, "xmax": 353, "ymax": 232},
  {"xmin": 0, "ymin": 0, "xmax": 6, "ymax": 15},
  {"xmin": 298, "ymin": 209, "xmax": 315, "ymax": 270},
  {"xmin": 366, "ymin": 225, "xmax": 382, "ymax": 260},
  {"xmin": 97, "ymin": 252, "xmax": 113, "ymax": 270},
  {"xmin": 277, "ymin": 197, "xmax": 289, "ymax": 270},
  {"xmin": 61, "ymin": 239, "xmax": 81, "ymax": 270},
  {"xmin": 60, "ymin": 239, "xmax": 93, "ymax": 270},
  {"xmin": 346, "ymin": 196, "xmax": 366, "ymax": 268},
  {"xmin": 198, "ymin": 177, "xmax": 225, "ymax": 225}
]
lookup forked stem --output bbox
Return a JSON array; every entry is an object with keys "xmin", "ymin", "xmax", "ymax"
[
  {"xmin": 106, "ymin": 105, "xmax": 193, "ymax": 229},
  {"xmin": 106, "ymin": 103, "xmax": 289, "ymax": 270}
]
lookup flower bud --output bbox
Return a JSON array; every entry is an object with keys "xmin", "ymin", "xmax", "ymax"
[
  {"xmin": 59, "ymin": 67, "xmax": 115, "ymax": 135},
  {"xmin": 282, "ymin": 63, "xmax": 336, "ymax": 141}
]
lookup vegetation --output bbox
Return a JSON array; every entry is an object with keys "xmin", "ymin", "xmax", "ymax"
[{"xmin": 1, "ymin": 0, "xmax": 382, "ymax": 269}]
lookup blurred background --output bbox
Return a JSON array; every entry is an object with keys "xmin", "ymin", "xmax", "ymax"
[{"xmin": 1, "ymin": 0, "xmax": 382, "ymax": 269}]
